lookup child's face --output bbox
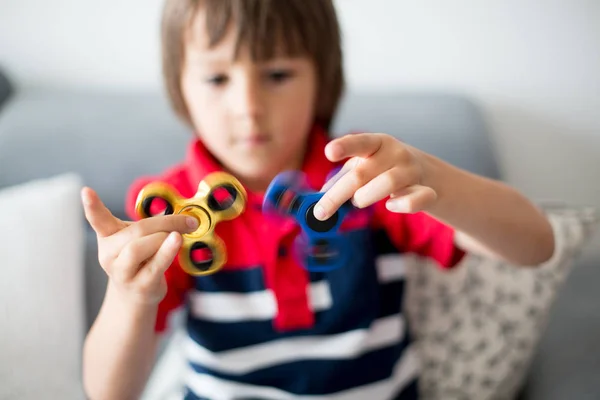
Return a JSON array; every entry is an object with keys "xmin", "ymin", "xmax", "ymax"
[{"xmin": 180, "ymin": 8, "xmax": 318, "ymax": 191}]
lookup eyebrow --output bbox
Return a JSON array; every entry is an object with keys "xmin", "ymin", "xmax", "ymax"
[
  {"xmin": 187, "ymin": 45, "xmax": 305, "ymax": 68},
  {"xmin": 187, "ymin": 50, "xmax": 233, "ymax": 66}
]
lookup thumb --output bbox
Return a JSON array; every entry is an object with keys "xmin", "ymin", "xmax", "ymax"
[{"xmin": 81, "ymin": 187, "xmax": 127, "ymax": 237}]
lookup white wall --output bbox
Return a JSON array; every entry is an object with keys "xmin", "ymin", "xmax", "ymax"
[
  {"xmin": 336, "ymin": 0, "xmax": 600, "ymax": 209},
  {"xmin": 1, "ymin": 0, "xmax": 599, "ymax": 210},
  {"xmin": 0, "ymin": 0, "xmax": 164, "ymax": 89}
]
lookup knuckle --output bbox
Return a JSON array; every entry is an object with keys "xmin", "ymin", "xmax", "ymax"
[
  {"xmin": 356, "ymin": 134, "xmax": 368, "ymax": 147},
  {"xmin": 336, "ymin": 139, "xmax": 348, "ymax": 154},
  {"xmin": 120, "ymin": 242, "xmax": 139, "ymax": 266},
  {"xmin": 111, "ymin": 266, "xmax": 129, "ymax": 284},
  {"xmin": 394, "ymin": 146, "xmax": 409, "ymax": 162},
  {"xmin": 97, "ymin": 251, "xmax": 111, "ymax": 270},
  {"xmin": 112, "ymin": 258, "xmax": 131, "ymax": 280},
  {"xmin": 424, "ymin": 187, "xmax": 438, "ymax": 202},
  {"xmin": 386, "ymin": 169, "xmax": 404, "ymax": 188},
  {"xmin": 158, "ymin": 215, "xmax": 180, "ymax": 233},
  {"xmin": 135, "ymin": 278, "xmax": 156, "ymax": 295},
  {"xmin": 129, "ymin": 223, "xmax": 146, "ymax": 238},
  {"xmin": 97, "ymin": 245, "xmax": 114, "ymax": 271},
  {"xmin": 152, "ymin": 251, "xmax": 168, "ymax": 269},
  {"xmin": 172, "ymin": 215, "xmax": 189, "ymax": 232},
  {"xmin": 377, "ymin": 133, "xmax": 390, "ymax": 144},
  {"xmin": 404, "ymin": 198, "xmax": 416, "ymax": 213},
  {"xmin": 151, "ymin": 248, "xmax": 170, "ymax": 270},
  {"xmin": 351, "ymin": 167, "xmax": 369, "ymax": 186},
  {"xmin": 167, "ymin": 214, "xmax": 180, "ymax": 228},
  {"xmin": 138, "ymin": 284, "xmax": 166, "ymax": 304},
  {"xmin": 162, "ymin": 242, "xmax": 180, "ymax": 263},
  {"xmin": 408, "ymin": 165, "xmax": 422, "ymax": 184},
  {"xmin": 374, "ymin": 134, "xmax": 386, "ymax": 150}
]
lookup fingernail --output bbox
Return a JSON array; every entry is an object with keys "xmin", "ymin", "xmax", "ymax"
[
  {"xmin": 313, "ymin": 204, "xmax": 328, "ymax": 221},
  {"xmin": 81, "ymin": 189, "xmax": 91, "ymax": 206},
  {"xmin": 386, "ymin": 198, "xmax": 409, "ymax": 213},
  {"xmin": 352, "ymin": 189, "xmax": 365, "ymax": 208},
  {"xmin": 186, "ymin": 217, "xmax": 199, "ymax": 229},
  {"xmin": 167, "ymin": 232, "xmax": 179, "ymax": 244}
]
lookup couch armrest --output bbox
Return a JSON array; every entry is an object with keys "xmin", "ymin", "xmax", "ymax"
[
  {"xmin": 520, "ymin": 235, "xmax": 600, "ymax": 399},
  {"xmin": 0, "ymin": 67, "xmax": 13, "ymax": 111}
]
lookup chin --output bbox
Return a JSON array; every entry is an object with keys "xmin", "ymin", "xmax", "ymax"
[{"xmin": 229, "ymin": 161, "xmax": 279, "ymax": 183}]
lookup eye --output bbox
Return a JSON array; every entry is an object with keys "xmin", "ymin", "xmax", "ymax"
[
  {"xmin": 267, "ymin": 69, "xmax": 294, "ymax": 83},
  {"xmin": 205, "ymin": 74, "xmax": 228, "ymax": 86}
]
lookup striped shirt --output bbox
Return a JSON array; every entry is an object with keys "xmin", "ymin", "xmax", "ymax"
[{"xmin": 126, "ymin": 126, "xmax": 465, "ymax": 400}]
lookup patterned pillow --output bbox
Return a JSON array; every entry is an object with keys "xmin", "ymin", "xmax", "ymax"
[{"xmin": 403, "ymin": 204, "xmax": 598, "ymax": 400}]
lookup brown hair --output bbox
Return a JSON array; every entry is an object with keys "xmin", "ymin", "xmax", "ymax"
[{"xmin": 161, "ymin": 0, "xmax": 344, "ymax": 130}]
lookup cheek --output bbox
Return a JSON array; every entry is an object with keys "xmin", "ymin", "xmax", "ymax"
[
  {"xmin": 273, "ymin": 77, "xmax": 316, "ymax": 129},
  {"xmin": 282, "ymin": 84, "xmax": 316, "ymax": 141}
]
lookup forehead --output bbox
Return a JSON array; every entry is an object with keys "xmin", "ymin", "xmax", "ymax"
[
  {"xmin": 184, "ymin": 7, "xmax": 232, "ymax": 59},
  {"xmin": 185, "ymin": 6, "xmax": 216, "ymax": 50},
  {"xmin": 184, "ymin": 2, "xmax": 307, "ymax": 62}
]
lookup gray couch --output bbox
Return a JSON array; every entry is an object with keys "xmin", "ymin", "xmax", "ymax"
[{"xmin": 0, "ymin": 70, "xmax": 598, "ymax": 399}]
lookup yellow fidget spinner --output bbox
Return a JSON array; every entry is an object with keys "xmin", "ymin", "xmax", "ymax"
[{"xmin": 134, "ymin": 172, "xmax": 247, "ymax": 276}]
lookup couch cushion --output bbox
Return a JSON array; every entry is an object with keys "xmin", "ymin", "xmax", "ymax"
[
  {"xmin": 0, "ymin": 88, "xmax": 501, "ymax": 337},
  {"xmin": 0, "ymin": 90, "xmax": 190, "ymax": 220},
  {"xmin": 0, "ymin": 173, "xmax": 85, "ymax": 399},
  {"xmin": 404, "ymin": 204, "xmax": 598, "ymax": 399},
  {"xmin": 0, "ymin": 89, "xmax": 501, "ymax": 222},
  {"xmin": 333, "ymin": 91, "xmax": 501, "ymax": 180},
  {"xmin": 519, "ymin": 236, "xmax": 600, "ymax": 399}
]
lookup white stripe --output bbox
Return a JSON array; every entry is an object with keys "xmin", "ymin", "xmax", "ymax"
[
  {"xmin": 190, "ymin": 253, "xmax": 410, "ymax": 323},
  {"xmin": 376, "ymin": 254, "xmax": 410, "ymax": 283},
  {"xmin": 184, "ymin": 343, "xmax": 420, "ymax": 400},
  {"xmin": 189, "ymin": 280, "xmax": 332, "ymax": 322},
  {"xmin": 165, "ymin": 392, "xmax": 184, "ymax": 400},
  {"xmin": 183, "ymin": 314, "xmax": 405, "ymax": 374},
  {"xmin": 309, "ymin": 279, "xmax": 333, "ymax": 310}
]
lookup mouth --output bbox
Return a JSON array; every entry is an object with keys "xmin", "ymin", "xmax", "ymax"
[{"xmin": 238, "ymin": 134, "xmax": 271, "ymax": 147}]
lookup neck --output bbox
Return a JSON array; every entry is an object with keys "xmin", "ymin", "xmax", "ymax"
[
  {"xmin": 239, "ymin": 175, "xmax": 273, "ymax": 194},
  {"xmin": 236, "ymin": 144, "xmax": 308, "ymax": 194}
]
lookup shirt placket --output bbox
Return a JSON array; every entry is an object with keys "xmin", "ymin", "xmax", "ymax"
[
  {"xmin": 250, "ymin": 197, "xmax": 315, "ymax": 332},
  {"xmin": 269, "ymin": 224, "xmax": 315, "ymax": 331}
]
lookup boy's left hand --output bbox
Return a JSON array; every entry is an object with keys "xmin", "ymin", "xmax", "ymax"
[{"xmin": 314, "ymin": 133, "xmax": 437, "ymax": 221}]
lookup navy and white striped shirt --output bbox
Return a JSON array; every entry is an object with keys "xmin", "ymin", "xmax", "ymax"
[{"xmin": 126, "ymin": 126, "xmax": 464, "ymax": 400}]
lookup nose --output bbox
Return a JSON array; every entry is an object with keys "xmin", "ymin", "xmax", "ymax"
[{"xmin": 229, "ymin": 73, "xmax": 264, "ymax": 120}]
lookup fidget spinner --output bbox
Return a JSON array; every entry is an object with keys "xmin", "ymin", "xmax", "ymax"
[
  {"xmin": 263, "ymin": 170, "xmax": 353, "ymax": 272},
  {"xmin": 135, "ymin": 172, "xmax": 247, "ymax": 276}
]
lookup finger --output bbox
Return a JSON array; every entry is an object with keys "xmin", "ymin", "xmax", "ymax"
[
  {"xmin": 319, "ymin": 158, "xmax": 356, "ymax": 192},
  {"xmin": 136, "ymin": 232, "xmax": 182, "ymax": 287},
  {"xmin": 324, "ymin": 133, "xmax": 383, "ymax": 162},
  {"xmin": 82, "ymin": 187, "xmax": 127, "ymax": 238},
  {"xmin": 112, "ymin": 232, "xmax": 170, "ymax": 282},
  {"xmin": 385, "ymin": 185, "xmax": 437, "ymax": 213},
  {"xmin": 120, "ymin": 213, "xmax": 199, "ymax": 242},
  {"xmin": 352, "ymin": 167, "xmax": 418, "ymax": 208},
  {"xmin": 314, "ymin": 155, "xmax": 385, "ymax": 221}
]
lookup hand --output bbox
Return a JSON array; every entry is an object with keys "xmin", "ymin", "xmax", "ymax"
[
  {"xmin": 314, "ymin": 133, "xmax": 438, "ymax": 220},
  {"xmin": 81, "ymin": 187, "xmax": 199, "ymax": 306}
]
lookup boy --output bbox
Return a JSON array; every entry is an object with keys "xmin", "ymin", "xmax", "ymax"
[{"xmin": 82, "ymin": 1, "xmax": 554, "ymax": 399}]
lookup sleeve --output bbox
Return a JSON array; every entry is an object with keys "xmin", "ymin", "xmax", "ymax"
[
  {"xmin": 372, "ymin": 200, "xmax": 466, "ymax": 269},
  {"xmin": 125, "ymin": 173, "xmax": 193, "ymax": 333}
]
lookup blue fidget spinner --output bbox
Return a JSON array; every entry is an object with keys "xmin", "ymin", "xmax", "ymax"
[{"xmin": 263, "ymin": 170, "xmax": 353, "ymax": 272}]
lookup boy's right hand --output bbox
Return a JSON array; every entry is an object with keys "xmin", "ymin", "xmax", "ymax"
[{"xmin": 81, "ymin": 187, "xmax": 199, "ymax": 306}]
